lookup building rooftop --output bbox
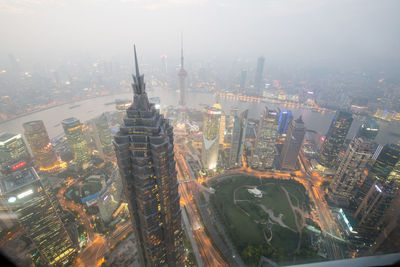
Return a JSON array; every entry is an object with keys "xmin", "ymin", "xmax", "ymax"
[
  {"xmin": 61, "ymin": 117, "xmax": 79, "ymax": 124},
  {"xmin": 0, "ymin": 133, "xmax": 21, "ymax": 144},
  {"xmin": 0, "ymin": 168, "xmax": 39, "ymax": 194}
]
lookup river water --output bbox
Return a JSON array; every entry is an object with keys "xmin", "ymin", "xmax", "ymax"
[{"xmin": 1, "ymin": 87, "xmax": 399, "ymax": 145}]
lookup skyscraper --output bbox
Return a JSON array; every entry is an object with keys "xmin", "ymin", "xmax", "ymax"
[
  {"xmin": 201, "ymin": 105, "xmax": 221, "ymax": 170},
  {"xmin": 354, "ymin": 180, "xmax": 395, "ymax": 242},
  {"xmin": 254, "ymin": 56, "xmax": 265, "ymax": 94},
  {"xmin": 240, "ymin": 70, "xmax": 247, "ymax": 90},
  {"xmin": 92, "ymin": 113, "xmax": 113, "ymax": 159},
  {"xmin": 0, "ymin": 168, "xmax": 76, "ymax": 265},
  {"xmin": 229, "ymin": 110, "xmax": 248, "ymax": 168},
  {"xmin": 352, "ymin": 144, "xmax": 400, "ymax": 241},
  {"xmin": 0, "ymin": 133, "xmax": 31, "ymax": 174},
  {"xmin": 318, "ymin": 110, "xmax": 353, "ymax": 168},
  {"xmin": 178, "ymin": 36, "xmax": 187, "ymax": 107},
  {"xmin": 61, "ymin": 117, "xmax": 91, "ymax": 167},
  {"xmin": 278, "ymin": 116, "xmax": 306, "ymax": 170},
  {"xmin": 23, "ymin": 120, "xmax": 58, "ymax": 170},
  {"xmin": 277, "ymin": 109, "xmax": 293, "ymax": 135},
  {"xmin": 330, "ymin": 137, "xmax": 376, "ymax": 206},
  {"xmin": 356, "ymin": 117, "xmax": 379, "ymax": 141},
  {"xmin": 251, "ymin": 107, "xmax": 279, "ymax": 170},
  {"xmin": 114, "ymin": 46, "xmax": 184, "ymax": 266}
]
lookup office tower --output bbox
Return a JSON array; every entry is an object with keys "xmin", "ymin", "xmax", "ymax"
[
  {"xmin": 93, "ymin": 113, "xmax": 113, "ymax": 158},
  {"xmin": 61, "ymin": 117, "xmax": 91, "ymax": 167},
  {"xmin": 355, "ymin": 144, "xmax": 400, "ymax": 206},
  {"xmin": 0, "ymin": 133, "xmax": 31, "ymax": 173},
  {"xmin": 254, "ymin": 56, "xmax": 265, "ymax": 92},
  {"xmin": 318, "ymin": 110, "xmax": 353, "ymax": 168},
  {"xmin": 23, "ymin": 120, "xmax": 58, "ymax": 170},
  {"xmin": 277, "ymin": 109, "xmax": 293, "ymax": 135},
  {"xmin": 369, "ymin": 195, "xmax": 400, "ymax": 254},
  {"xmin": 330, "ymin": 137, "xmax": 376, "ymax": 206},
  {"xmin": 229, "ymin": 110, "xmax": 248, "ymax": 168},
  {"xmin": 0, "ymin": 168, "xmax": 76, "ymax": 265},
  {"xmin": 240, "ymin": 70, "xmax": 247, "ymax": 90},
  {"xmin": 201, "ymin": 105, "xmax": 222, "ymax": 170},
  {"xmin": 114, "ymin": 46, "xmax": 184, "ymax": 266},
  {"xmin": 160, "ymin": 55, "xmax": 168, "ymax": 74},
  {"xmin": 356, "ymin": 117, "xmax": 379, "ymax": 141},
  {"xmin": 278, "ymin": 116, "xmax": 306, "ymax": 170},
  {"xmin": 212, "ymin": 103, "xmax": 225, "ymax": 145},
  {"xmin": 178, "ymin": 36, "xmax": 187, "ymax": 106},
  {"xmin": 97, "ymin": 171, "xmax": 123, "ymax": 224},
  {"xmin": 251, "ymin": 107, "xmax": 279, "ymax": 170},
  {"xmin": 353, "ymin": 180, "xmax": 395, "ymax": 241}
]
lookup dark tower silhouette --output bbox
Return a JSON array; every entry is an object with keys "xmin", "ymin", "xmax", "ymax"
[{"xmin": 114, "ymin": 46, "xmax": 184, "ymax": 266}]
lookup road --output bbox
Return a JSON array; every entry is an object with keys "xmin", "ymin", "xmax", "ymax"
[
  {"xmin": 57, "ymin": 180, "xmax": 133, "ymax": 266},
  {"xmin": 175, "ymin": 141, "xmax": 229, "ymax": 267}
]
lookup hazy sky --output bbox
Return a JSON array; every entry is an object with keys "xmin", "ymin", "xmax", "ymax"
[{"xmin": 0, "ymin": 0, "xmax": 399, "ymax": 66}]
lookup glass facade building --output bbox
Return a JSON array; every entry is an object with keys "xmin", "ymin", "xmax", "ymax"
[
  {"xmin": 114, "ymin": 47, "xmax": 184, "ymax": 266},
  {"xmin": 201, "ymin": 106, "xmax": 221, "ymax": 170},
  {"xmin": 94, "ymin": 113, "xmax": 113, "ymax": 157},
  {"xmin": 0, "ymin": 168, "xmax": 76, "ymax": 265},
  {"xmin": 277, "ymin": 109, "xmax": 293, "ymax": 135},
  {"xmin": 251, "ymin": 107, "xmax": 279, "ymax": 170},
  {"xmin": 0, "ymin": 133, "xmax": 31, "ymax": 173},
  {"xmin": 319, "ymin": 110, "xmax": 353, "ymax": 168},
  {"xmin": 23, "ymin": 120, "xmax": 58, "ymax": 170},
  {"xmin": 357, "ymin": 117, "xmax": 379, "ymax": 141},
  {"xmin": 278, "ymin": 116, "xmax": 306, "ymax": 170},
  {"xmin": 61, "ymin": 117, "xmax": 91, "ymax": 167},
  {"xmin": 330, "ymin": 137, "xmax": 376, "ymax": 206},
  {"xmin": 228, "ymin": 109, "xmax": 248, "ymax": 168}
]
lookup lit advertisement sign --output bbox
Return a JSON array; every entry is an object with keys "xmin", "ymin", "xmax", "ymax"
[
  {"xmin": 11, "ymin": 161, "xmax": 27, "ymax": 171},
  {"xmin": 17, "ymin": 189, "xmax": 33, "ymax": 199}
]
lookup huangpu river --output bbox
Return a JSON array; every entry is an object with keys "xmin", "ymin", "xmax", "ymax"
[{"xmin": 1, "ymin": 87, "xmax": 399, "ymax": 145}]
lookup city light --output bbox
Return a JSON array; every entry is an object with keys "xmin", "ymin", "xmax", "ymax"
[
  {"xmin": 375, "ymin": 184, "xmax": 382, "ymax": 193},
  {"xmin": 17, "ymin": 189, "xmax": 33, "ymax": 199},
  {"xmin": 11, "ymin": 161, "xmax": 27, "ymax": 170},
  {"xmin": 8, "ymin": 196, "xmax": 16, "ymax": 203}
]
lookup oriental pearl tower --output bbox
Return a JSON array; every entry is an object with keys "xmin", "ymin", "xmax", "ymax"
[
  {"xmin": 175, "ymin": 35, "xmax": 188, "ymax": 134},
  {"xmin": 178, "ymin": 35, "xmax": 187, "ymax": 106}
]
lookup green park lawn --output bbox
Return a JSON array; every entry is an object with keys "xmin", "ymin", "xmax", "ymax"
[{"xmin": 210, "ymin": 175, "xmax": 315, "ymax": 265}]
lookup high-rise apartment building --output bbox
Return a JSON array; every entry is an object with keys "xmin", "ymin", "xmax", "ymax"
[
  {"xmin": 0, "ymin": 168, "xmax": 76, "ymax": 265},
  {"xmin": 330, "ymin": 137, "xmax": 376, "ymax": 206},
  {"xmin": 319, "ymin": 110, "xmax": 353, "ymax": 168},
  {"xmin": 0, "ymin": 133, "xmax": 31, "ymax": 173},
  {"xmin": 229, "ymin": 110, "xmax": 248, "ymax": 168},
  {"xmin": 277, "ymin": 109, "xmax": 293, "ymax": 135},
  {"xmin": 61, "ymin": 117, "xmax": 91, "ymax": 167},
  {"xmin": 201, "ymin": 106, "xmax": 222, "ymax": 170},
  {"xmin": 251, "ymin": 107, "xmax": 279, "ymax": 170},
  {"xmin": 23, "ymin": 120, "xmax": 58, "ymax": 170},
  {"xmin": 278, "ymin": 116, "xmax": 306, "ymax": 170},
  {"xmin": 114, "ymin": 46, "xmax": 184, "ymax": 266}
]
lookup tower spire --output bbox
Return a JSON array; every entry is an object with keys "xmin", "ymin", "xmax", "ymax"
[
  {"xmin": 134, "ymin": 44, "xmax": 140, "ymax": 77},
  {"xmin": 180, "ymin": 33, "xmax": 184, "ymax": 69}
]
